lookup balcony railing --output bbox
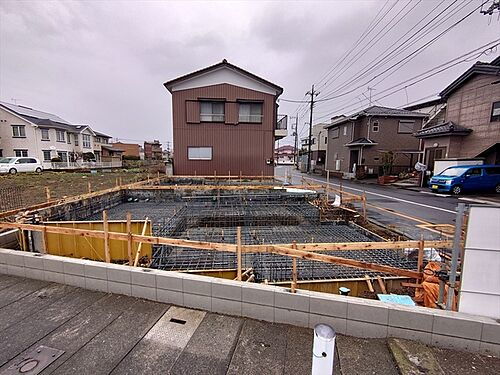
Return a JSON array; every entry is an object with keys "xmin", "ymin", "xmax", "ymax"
[{"xmin": 276, "ymin": 114, "xmax": 288, "ymax": 130}]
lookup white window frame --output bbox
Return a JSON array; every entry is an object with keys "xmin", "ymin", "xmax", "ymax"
[
  {"xmin": 372, "ymin": 121, "xmax": 380, "ymax": 132},
  {"xmin": 56, "ymin": 130, "xmax": 66, "ymax": 142},
  {"xmin": 238, "ymin": 102, "xmax": 263, "ymax": 123},
  {"xmin": 42, "ymin": 150, "xmax": 52, "ymax": 161},
  {"xmin": 398, "ymin": 120, "xmax": 415, "ymax": 134},
  {"xmin": 188, "ymin": 147, "xmax": 212, "ymax": 160},
  {"xmin": 74, "ymin": 134, "xmax": 79, "ymax": 146},
  {"xmin": 14, "ymin": 149, "xmax": 28, "ymax": 157},
  {"xmin": 343, "ymin": 125, "xmax": 347, "ymax": 136},
  {"xmin": 82, "ymin": 134, "xmax": 91, "ymax": 148},
  {"xmin": 12, "ymin": 125, "xmax": 26, "ymax": 138},
  {"xmin": 41, "ymin": 128, "xmax": 50, "ymax": 141},
  {"xmin": 200, "ymin": 101, "xmax": 225, "ymax": 122}
]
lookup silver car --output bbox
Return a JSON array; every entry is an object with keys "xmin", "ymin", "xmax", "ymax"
[{"xmin": 0, "ymin": 157, "xmax": 44, "ymax": 174}]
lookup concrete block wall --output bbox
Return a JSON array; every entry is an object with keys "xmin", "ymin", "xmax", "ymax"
[{"xmin": 1, "ymin": 248, "xmax": 499, "ymax": 357}]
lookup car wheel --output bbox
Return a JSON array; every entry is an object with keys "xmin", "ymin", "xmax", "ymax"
[
  {"xmin": 495, "ymin": 184, "xmax": 500, "ymax": 194},
  {"xmin": 35, "ymin": 167, "xmax": 42, "ymax": 173},
  {"xmin": 9, "ymin": 168, "xmax": 17, "ymax": 174},
  {"xmin": 452, "ymin": 185, "xmax": 462, "ymax": 195}
]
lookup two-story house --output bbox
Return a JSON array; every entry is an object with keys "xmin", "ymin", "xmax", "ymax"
[
  {"xmin": 144, "ymin": 140, "xmax": 163, "ymax": 160},
  {"xmin": 324, "ymin": 106, "xmax": 426, "ymax": 177},
  {"xmin": 415, "ymin": 57, "xmax": 500, "ymax": 168},
  {"xmin": 300, "ymin": 122, "xmax": 329, "ymax": 172},
  {"xmin": 164, "ymin": 59, "xmax": 284, "ymax": 176},
  {"xmin": 0, "ymin": 102, "xmax": 115, "ymax": 166}
]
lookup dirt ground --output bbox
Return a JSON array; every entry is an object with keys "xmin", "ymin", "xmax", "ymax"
[{"xmin": 0, "ymin": 167, "xmax": 160, "ymax": 211}]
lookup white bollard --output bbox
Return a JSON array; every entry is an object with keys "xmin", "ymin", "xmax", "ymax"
[{"xmin": 312, "ymin": 323, "xmax": 336, "ymax": 375}]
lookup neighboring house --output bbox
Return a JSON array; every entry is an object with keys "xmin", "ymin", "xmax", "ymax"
[
  {"xmin": 324, "ymin": 106, "xmax": 426, "ymax": 177},
  {"xmin": 300, "ymin": 123, "xmax": 329, "ymax": 172},
  {"xmin": 101, "ymin": 144, "xmax": 124, "ymax": 161},
  {"xmin": 112, "ymin": 141, "xmax": 141, "ymax": 159},
  {"xmin": 415, "ymin": 57, "xmax": 500, "ymax": 169},
  {"xmin": 144, "ymin": 140, "xmax": 163, "ymax": 160},
  {"xmin": 0, "ymin": 101, "xmax": 116, "ymax": 166},
  {"xmin": 275, "ymin": 145, "xmax": 296, "ymax": 164},
  {"xmin": 164, "ymin": 59, "xmax": 284, "ymax": 176}
]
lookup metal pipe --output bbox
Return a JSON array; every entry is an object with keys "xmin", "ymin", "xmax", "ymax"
[
  {"xmin": 447, "ymin": 203, "xmax": 465, "ymax": 310},
  {"xmin": 312, "ymin": 324, "xmax": 336, "ymax": 375}
]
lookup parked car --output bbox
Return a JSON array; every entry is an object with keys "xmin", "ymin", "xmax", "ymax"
[
  {"xmin": 0, "ymin": 157, "xmax": 44, "ymax": 174},
  {"xmin": 429, "ymin": 165, "xmax": 500, "ymax": 195}
]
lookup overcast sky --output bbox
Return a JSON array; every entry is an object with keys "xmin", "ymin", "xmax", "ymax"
[{"xmin": 0, "ymin": 0, "xmax": 498, "ymax": 147}]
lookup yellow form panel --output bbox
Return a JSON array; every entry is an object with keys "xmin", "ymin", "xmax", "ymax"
[{"xmin": 44, "ymin": 220, "xmax": 152, "ymax": 262}]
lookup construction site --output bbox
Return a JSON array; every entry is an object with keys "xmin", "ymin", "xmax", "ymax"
[{"xmin": 0, "ymin": 174, "xmax": 455, "ymax": 301}]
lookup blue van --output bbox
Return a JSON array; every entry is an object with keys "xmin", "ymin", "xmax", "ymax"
[{"xmin": 429, "ymin": 165, "xmax": 500, "ymax": 195}]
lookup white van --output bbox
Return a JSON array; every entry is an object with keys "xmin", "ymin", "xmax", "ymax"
[{"xmin": 0, "ymin": 157, "xmax": 44, "ymax": 174}]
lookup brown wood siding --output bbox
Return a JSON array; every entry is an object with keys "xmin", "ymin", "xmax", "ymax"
[
  {"xmin": 171, "ymin": 83, "xmax": 276, "ymax": 176},
  {"xmin": 225, "ymin": 102, "xmax": 238, "ymax": 125},
  {"xmin": 186, "ymin": 101, "xmax": 200, "ymax": 123}
]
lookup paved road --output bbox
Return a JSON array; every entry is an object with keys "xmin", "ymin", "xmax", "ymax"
[{"xmin": 275, "ymin": 166, "xmax": 499, "ymax": 240}]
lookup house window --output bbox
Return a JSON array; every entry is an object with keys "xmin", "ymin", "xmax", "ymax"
[
  {"xmin": 56, "ymin": 130, "xmax": 65, "ymax": 142},
  {"xmin": 42, "ymin": 150, "xmax": 52, "ymax": 161},
  {"xmin": 14, "ymin": 149, "xmax": 28, "ymax": 157},
  {"xmin": 398, "ymin": 120, "xmax": 415, "ymax": 133},
  {"xmin": 57, "ymin": 151, "xmax": 68, "ymax": 162},
  {"xmin": 12, "ymin": 125, "xmax": 26, "ymax": 138},
  {"xmin": 82, "ymin": 134, "xmax": 91, "ymax": 148},
  {"xmin": 343, "ymin": 125, "xmax": 347, "ymax": 136},
  {"xmin": 41, "ymin": 129, "xmax": 50, "ymax": 141},
  {"xmin": 332, "ymin": 128, "xmax": 339, "ymax": 138},
  {"xmin": 325, "ymin": 136, "xmax": 328, "ymax": 144},
  {"xmin": 239, "ymin": 102, "xmax": 263, "ymax": 123},
  {"xmin": 74, "ymin": 134, "xmax": 79, "ymax": 146},
  {"xmin": 200, "ymin": 101, "xmax": 225, "ymax": 122},
  {"xmin": 188, "ymin": 147, "xmax": 212, "ymax": 160},
  {"xmin": 372, "ymin": 121, "xmax": 380, "ymax": 132},
  {"xmin": 67, "ymin": 133, "xmax": 71, "ymax": 144},
  {"xmin": 491, "ymin": 101, "xmax": 500, "ymax": 122}
]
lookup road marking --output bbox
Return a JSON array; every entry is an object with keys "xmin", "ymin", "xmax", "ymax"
[
  {"xmin": 288, "ymin": 172, "xmax": 456, "ymax": 215},
  {"xmin": 420, "ymin": 191, "xmax": 452, "ymax": 197},
  {"xmin": 458, "ymin": 197, "xmax": 500, "ymax": 206}
]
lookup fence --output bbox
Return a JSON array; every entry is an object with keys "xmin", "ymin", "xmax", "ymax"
[
  {"xmin": 0, "ymin": 187, "xmax": 24, "ymax": 212},
  {"xmin": 42, "ymin": 160, "xmax": 123, "ymax": 170}
]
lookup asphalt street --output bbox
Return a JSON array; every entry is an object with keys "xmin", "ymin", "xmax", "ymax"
[{"xmin": 275, "ymin": 165, "xmax": 500, "ymax": 240}]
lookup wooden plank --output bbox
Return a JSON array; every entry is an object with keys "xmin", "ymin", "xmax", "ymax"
[
  {"xmin": 376, "ymin": 276, "xmax": 387, "ymax": 293},
  {"xmin": 271, "ymin": 245, "xmax": 422, "ymax": 279},
  {"xmin": 401, "ymin": 282, "xmax": 424, "ymax": 289},
  {"xmin": 103, "ymin": 210, "xmax": 110, "ymax": 263},
  {"xmin": 133, "ymin": 218, "xmax": 149, "ymax": 266},
  {"xmin": 291, "ymin": 241, "xmax": 298, "ymax": 293},
  {"xmin": 126, "ymin": 212, "xmax": 133, "ymax": 266},
  {"xmin": 364, "ymin": 275, "xmax": 374, "ymax": 293},
  {"xmin": 236, "ymin": 226, "xmax": 242, "ymax": 281},
  {"xmin": 417, "ymin": 238, "xmax": 424, "ymax": 277}
]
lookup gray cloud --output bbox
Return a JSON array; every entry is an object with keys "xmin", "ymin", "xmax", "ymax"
[{"xmin": 1, "ymin": 0, "xmax": 498, "ymax": 147}]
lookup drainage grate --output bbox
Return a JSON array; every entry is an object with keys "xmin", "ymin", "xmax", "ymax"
[{"xmin": 3, "ymin": 345, "xmax": 65, "ymax": 375}]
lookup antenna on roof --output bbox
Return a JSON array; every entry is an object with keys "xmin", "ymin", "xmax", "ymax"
[
  {"xmin": 222, "ymin": 59, "xmax": 227, "ymax": 63},
  {"xmin": 10, "ymin": 98, "xmax": 21, "ymax": 105}
]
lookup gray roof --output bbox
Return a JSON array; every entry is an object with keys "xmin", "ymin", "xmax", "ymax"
[
  {"xmin": 414, "ymin": 121, "xmax": 472, "ymax": 139},
  {"xmin": 325, "ymin": 105, "xmax": 426, "ymax": 129},
  {"xmin": 0, "ymin": 101, "xmax": 110, "ymax": 137},
  {"xmin": 0, "ymin": 101, "xmax": 71, "ymax": 124}
]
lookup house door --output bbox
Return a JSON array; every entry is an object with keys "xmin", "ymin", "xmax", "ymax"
[
  {"xmin": 425, "ymin": 147, "xmax": 446, "ymax": 172},
  {"xmin": 349, "ymin": 150, "xmax": 359, "ymax": 173}
]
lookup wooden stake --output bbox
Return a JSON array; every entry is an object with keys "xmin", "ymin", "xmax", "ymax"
[
  {"xmin": 133, "ymin": 218, "xmax": 149, "ymax": 266},
  {"xmin": 417, "ymin": 236, "xmax": 424, "ymax": 281},
  {"xmin": 364, "ymin": 275, "xmax": 374, "ymax": 293},
  {"xmin": 45, "ymin": 187, "xmax": 51, "ymax": 202},
  {"xmin": 115, "ymin": 178, "xmax": 119, "ymax": 187},
  {"xmin": 376, "ymin": 276, "xmax": 387, "ymax": 294},
  {"xmin": 103, "ymin": 210, "xmax": 110, "ymax": 263},
  {"xmin": 88, "ymin": 182, "xmax": 92, "ymax": 194},
  {"xmin": 291, "ymin": 241, "xmax": 298, "ymax": 293},
  {"xmin": 119, "ymin": 177, "xmax": 123, "ymax": 186},
  {"xmin": 362, "ymin": 191, "xmax": 367, "ymax": 220},
  {"xmin": 41, "ymin": 226, "xmax": 48, "ymax": 254},
  {"xmin": 126, "ymin": 212, "xmax": 133, "ymax": 266},
  {"xmin": 236, "ymin": 226, "xmax": 242, "ymax": 281}
]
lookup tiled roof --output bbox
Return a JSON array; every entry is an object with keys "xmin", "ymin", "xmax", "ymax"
[
  {"xmin": 325, "ymin": 105, "xmax": 425, "ymax": 128},
  {"xmin": 414, "ymin": 121, "xmax": 472, "ymax": 138}
]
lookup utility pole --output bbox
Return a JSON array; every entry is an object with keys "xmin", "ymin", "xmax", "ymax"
[
  {"xmin": 306, "ymin": 85, "xmax": 319, "ymax": 173},
  {"xmin": 293, "ymin": 116, "xmax": 299, "ymax": 168}
]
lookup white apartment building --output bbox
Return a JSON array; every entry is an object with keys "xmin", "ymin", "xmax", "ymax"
[{"xmin": 0, "ymin": 102, "xmax": 115, "ymax": 167}]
